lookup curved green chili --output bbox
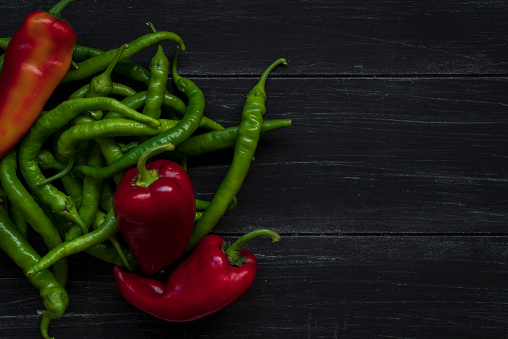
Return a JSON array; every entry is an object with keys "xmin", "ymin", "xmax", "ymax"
[
  {"xmin": 73, "ymin": 48, "xmax": 205, "ymax": 180},
  {"xmin": 38, "ymin": 149, "xmax": 66, "ymax": 171},
  {"xmin": 104, "ymin": 90, "xmax": 186, "ymax": 119},
  {"xmin": 19, "ymin": 97, "xmax": 160, "ymax": 234},
  {"xmin": 169, "ymin": 119, "xmax": 291, "ymax": 159},
  {"xmin": 187, "ymin": 58, "xmax": 287, "ymax": 249},
  {"xmin": 57, "ymin": 118, "xmax": 180, "ymax": 158},
  {"xmin": 0, "ymin": 205, "xmax": 68, "ymax": 320},
  {"xmin": 51, "ymin": 130, "xmax": 84, "ymax": 207},
  {"xmin": 69, "ymin": 82, "xmax": 137, "ymax": 100},
  {"xmin": 72, "ymin": 44, "xmax": 153, "ymax": 84},
  {"xmin": 48, "ymin": 0, "xmax": 82, "ymax": 19},
  {"xmin": 77, "ymin": 142, "xmax": 104, "ymax": 229},
  {"xmin": 61, "ymin": 31, "xmax": 185, "ymax": 83},
  {"xmin": 26, "ymin": 208, "xmax": 119, "ymax": 278},
  {"xmin": 86, "ymin": 43, "xmax": 130, "ymax": 119},
  {"xmin": 142, "ymin": 22, "xmax": 169, "ymax": 119},
  {"xmin": 64, "ymin": 141, "xmax": 104, "ymax": 239},
  {"xmin": 42, "ymin": 203, "xmax": 135, "ymax": 268},
  {"xmin": 0, "ymin": 149, "xmax": 69, "ymax": 287},
  {"xmin": 9, "ymin": 203, "xmax": 28, "ymax": 239},
  {"xmin": 195, "ymin": 197, "xmax": 237, "ymax": 212}
]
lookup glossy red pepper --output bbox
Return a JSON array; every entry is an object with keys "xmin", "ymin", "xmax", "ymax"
[
  {"xmin": 113, "ymin": 229, "xmax": 280, "ymax": 322},
  {"xmin": 0, "ymin": 11, "xmax": 76, "ymax": 159},
  {"xmin": 113, "ymin": 143, "xmax": 196, "ymax": 275}
]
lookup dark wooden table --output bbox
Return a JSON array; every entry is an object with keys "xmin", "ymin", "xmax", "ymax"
[{"xmin": 1, "ymin": 1, "xmax": 507, "ymax": 338}]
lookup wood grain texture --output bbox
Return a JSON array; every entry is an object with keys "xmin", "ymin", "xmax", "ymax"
[
  {"xmin": 0, "ymin": 1, "xmax": 506, "ymax": 338},
  {"xmin": 180, "ymin": 77, "xmax": 507, "ymax": 234},
  {"xmin": 3, "ymin": 1, "xmax": 508, "ymax": 75},
  {"xmin": 1, "ymin": 236, "xmax": 507, "ymax": 338}
]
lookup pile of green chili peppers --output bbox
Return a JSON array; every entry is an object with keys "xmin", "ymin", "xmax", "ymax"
[{"xmin": 0, "ymin": 1, "xmax": 290, "ymax": 338}]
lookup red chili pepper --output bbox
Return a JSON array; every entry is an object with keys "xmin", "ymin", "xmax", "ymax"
[
  {"xmin": 113, "ymin": 143, "xmax": 196, "ymax": 275},
  {"xmin": 113, "ymin": 229, "xmax": 280, "ymax": 322},
  {"xmin": 0, "ymin": 11, "xmax": 76, "ymax": 159}
]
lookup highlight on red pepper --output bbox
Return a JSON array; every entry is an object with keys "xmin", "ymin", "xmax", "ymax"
[
  {"xmin": 0, "ymin": 10, "xmax": 76, "ymax": 159},
  {"xmin": 113, "ymin": 229, "xmax": 281, "ymax": 322},
  {"xmin": 113, "ymin": 142, "xmax": 196, "ymax": 275}
]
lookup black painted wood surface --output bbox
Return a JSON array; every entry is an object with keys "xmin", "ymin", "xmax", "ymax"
[{"xmin": 1, "ymin": 1, "xmax": 507, "ymax": 338}]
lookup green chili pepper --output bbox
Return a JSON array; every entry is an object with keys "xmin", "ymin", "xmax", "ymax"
[
  {"xmin": 69, "ymin": 82, "xmax": 137, "ymax": 101},
  {"xmin": 168, "ymin": 119, "xmax": 291, "ymax": 159},
  {"xmin": 9, "ymin": 204, "xmax": 28, "ymax": 239},
  {"xmin": 26, "ymin": 208, "xmax": 120, "ymax": 278},
  {"xmin": 0, "ymin": 204, "xmax": 68, "ymax": 319},
  {"xmin": 9, "ymin": 203, "xmax": 28, "ymax": 239},
  {"xmin": 142, "ymin": 22, "xmax": 169, "ymax": 120},
  {"xmin": 195, "ymin": 197, "xmax": 237, "ymax": 212},
  {"xmin": 86, "ymin": 43, "xmax": 129, "ymax": 119},
  {"xmin": 77, "ymin": 142, "xmax": 104, "ymax": 229},
  {"xmin": 57, "ymin": 118, "xmax": 180, "ymax": 158},
  {"xmin": 61, "ymin": 31, "xmax": 185, "ymax": 83},
  {"xmin": 18, "ymin": 97, "xmax": 160, "ymax": 234},
  {"xmin": 187, "ymin": 58, "xmax": 287, "ymax": 249},
  {"xmin": 79, "ymin": 43, "xmax": 136, "ymax": 183},
  {"xmin": 0, "ymin": 149, "xmax": 69, "ymax": 287},
  {"xmin": 73, "ymin": 48, "xmax": 205, "ymax": 180},
  {"xmin": 71, "ymin": 44, "xmax": 153, "ymax": 85},
  {"xmin": 41, "ymin": 203, "xmax": 135, "ymax": 268},
  {"xmin": 51, "ymin": 130, "xmax": 84, "ymax": 207},
  {"xmin": 119, "ymin": 141, "xmax": 139, "ymax": 153},
  {"xmin": 38, "ymin": 149, "xmax": 66, "ymax": 171},
  {"xmin": 104, "ymin": 90, "xmax": 186, "ymax": 119}
]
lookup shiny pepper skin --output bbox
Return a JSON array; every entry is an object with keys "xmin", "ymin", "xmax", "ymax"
[
  {"xmin": 0, "ymin": 11, "xmax": 76, "ymax": 159},
  {"xmin": 113, "ymin": 234, "xmax": 257, "ymax": 322},
  {"xmin": 113, "ymin": 159, "xmax": 196, "ymax": 275}
]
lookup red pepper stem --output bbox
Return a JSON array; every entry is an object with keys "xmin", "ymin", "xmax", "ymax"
[
  {"xmin": 48, "ymin": 0, "xmax": 83, "ymax": 19},
  {"xmin": 136, "ymin": 143, "xmax": 176, "ymax": 186},
  {"xmin": 224, "ymin": 229, "xmax": 281, "ymax": 266}
]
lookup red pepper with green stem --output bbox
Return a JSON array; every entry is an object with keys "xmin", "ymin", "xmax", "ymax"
[
  {"xmin": 113, "ymin": 229, "xmax": 281, "ymax": 322},
  {"xmin": 113, "ymin": 143, "xmax": 196, "ymax": 275},
  {"xmin": 0, "ymin": 3, "xmax": 77, "ymax": 159}
]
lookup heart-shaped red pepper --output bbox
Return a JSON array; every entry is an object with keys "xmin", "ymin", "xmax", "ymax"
[{"xmin": 113, "ymin": 143, "xmax": 195, "ymax": 275}]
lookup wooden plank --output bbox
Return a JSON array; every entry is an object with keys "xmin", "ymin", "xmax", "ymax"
[
  {"xmin": 166, "ymin": 77, "xmax": 507, "ymax": 234},
  {"xmin": 3, "ymin": 1, "xmax": 508, "ymax": 75},
  {"xmin": 0, "ymin": 236, "xmax": 507, "ymax": 338}
]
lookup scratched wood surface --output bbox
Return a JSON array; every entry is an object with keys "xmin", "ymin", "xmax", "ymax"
[{"xmin": 0, "ymin": 0, "xmax": 507, "ymax": 338}]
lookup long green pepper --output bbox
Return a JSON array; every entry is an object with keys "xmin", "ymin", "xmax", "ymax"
[
  {"xmin": 57, "ymin": 118, "xmax": 180, "ymax": 158},
  {"xmin": 142, "ymin": 22, "xmax": 170, "ymax": 120},
  {"xmin": 73, "ymin": 48, "xmax": 205, "ymax": 180},
  {"xmin": 0, "ymin": 149, "xmax": 68, "ymax": 287},
  {"xmin": 0, "ymin": 205, "xmax": 68, "ymax": 320},
  {"xmin": 61, "ymin": 31, "xmax": 185, "ymax": 83},
  {"xmin": 187, "ymin": 58, "xmax": 287, "ymax": 249},
  {"xmin": 19, "ymin": 97, "xmax": 160, "ymax": 234},
  {"xmin": 26, "ymin": 208, "xmax": 120, "ymax": 278}
]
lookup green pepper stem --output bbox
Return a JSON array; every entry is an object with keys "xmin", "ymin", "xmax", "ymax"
[
  {"xmin": 257, "ymin": 58, "xmax": 287, "ymax": 89},
  {"xmin": 224, "ymin": 229, "xmax": 281, "ymax": 265},
  {"xmin": 36, "ymin": 157, "xmax": 74, "ymax": 187},
  {"xmin": 171, "ymin": 47, "xmax": 182, "ymax": 83},
  {"xmin": 136, "ymin": 143, "xmax": 175, "ymax": 186},
  {"xmin": 48, "ymin": 0, "xmax": 83, "ymax": 19},
  {"xmin": 147, "ymin": 22, "xmax": 165, "ymax": 57},
  {"xmin": 90, "ymin": 43, "xmax": 129, "ymax": 96},
  {"xmin": 109, "ymin": 233, "xmax": 133, "ymax": 271}
]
